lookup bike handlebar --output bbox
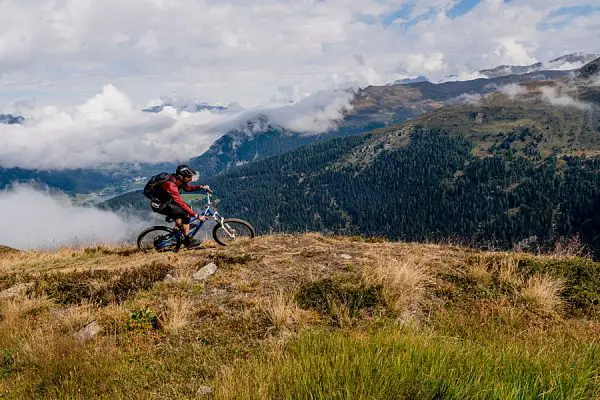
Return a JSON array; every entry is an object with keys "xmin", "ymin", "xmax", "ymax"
[{"xmin": 190, "ymin": 191, "xmax": 213, "ymax": 223}]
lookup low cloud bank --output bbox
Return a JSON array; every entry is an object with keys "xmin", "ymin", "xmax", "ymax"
[
  {"xmin": 0, "ymin": 86, "xmax": 353, "ymax": 170},
  {"xmin": 540, "ymin": 86, "xmax": 592, "ymax": 110},
  {"xmin": 499, "ymin": 83, "xmax": 528, "ymax": 99},
  {"xmin": 0, "ymin": 185, "xmax": 146, "ymax": 249}
]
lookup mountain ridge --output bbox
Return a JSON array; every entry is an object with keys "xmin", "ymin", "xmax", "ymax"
[
  {"xmin": 480, "ymin": 52, "xmax": 598, "ymax": 78},
  {"xmin": 0, "ymin": 114, "xmax": 24, "ymax": 125}
]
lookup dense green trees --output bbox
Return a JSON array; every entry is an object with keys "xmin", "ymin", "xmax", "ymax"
[{"xmin": 203, "ymin": 127, "xmax": 600, "ymax": 257}]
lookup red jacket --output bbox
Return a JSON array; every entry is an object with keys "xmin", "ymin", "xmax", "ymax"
[{"xmin": 159, "ymin": 175, "xmax": 204, "ymax": 216}]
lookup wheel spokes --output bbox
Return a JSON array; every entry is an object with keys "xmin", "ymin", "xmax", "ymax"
[
  {"xmin": 216, "ymin": 222, "xmax": 252, "ymax": 244},
  {"xmin": 140, "ymin": 230, "xmax": 176, "ymax": 251}
]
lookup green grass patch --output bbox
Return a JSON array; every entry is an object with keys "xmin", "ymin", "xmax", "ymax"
[
  {"xmin": 216, "ymin": 327, "xmax": 599, "ymax": 400},
  {"xmin": 517, "ymin": 257, "xmax": 600, "ymax": 318},
  {"xmin": 296, "ymin": 279, "xmax": 382, "ymax": 324}
]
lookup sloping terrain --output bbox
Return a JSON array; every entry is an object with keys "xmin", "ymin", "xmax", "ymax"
[
  {"xmin": 0, "ymin": 246, "xmax": 18, "ymax": 254},
  {"xmin": 343, "ymin": 81, "xmax": 600, "ymax": 166},
  {"xmin": 189, "ymin": 68, "xmax": 574, "ymax": 178},
  {"xmin": 0, "ymin": 234, "xmax": 598, "ymax": 398}
]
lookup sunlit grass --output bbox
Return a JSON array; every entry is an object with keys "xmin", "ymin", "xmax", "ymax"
[{"xmin": 216, "ymin": 326, "xmax": 599, "ymax": 400}]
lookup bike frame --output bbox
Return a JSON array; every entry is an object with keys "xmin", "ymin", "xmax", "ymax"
[
  {"xmin": 156, "ymin": 194, "xmax": 235, "ymax": 249},
  {"xmin": 190, "ymin": 194, "xmax": 235, "ymax": 237}
]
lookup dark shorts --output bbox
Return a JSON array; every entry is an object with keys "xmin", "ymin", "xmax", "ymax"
[{"xmin": 151, "ymin": 202, "xmax": 191, "ymax": 224}]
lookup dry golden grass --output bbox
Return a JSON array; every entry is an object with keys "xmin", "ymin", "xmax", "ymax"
[
  {"xmin": 521, "ymin": 275, "xmax": 565, "ymax": 315},
  {"xmin": 54, "ymin": 303, "xmax": 96, "ymax": 333},
  {"xmin": 467, "ymin": 255, "xmax": 494, "ymax": 287},
  {"xmin": 0, "ymin": 297, "xmax": 53, "ymax": 327},
  {"xmin": 263, "ymin": 290, "xmax": 303, "ymax": 333},
  {"xmin": 498, "ymin": 256, "xmax": 523, "ymax": 288},
  {"xmin": 0, "ymin": 244, "xmax": 181, "ymax": 275},
  {"xmin": 363, "ymin": 254, "xmax": 433, "ymax": 314},
  {"xmin": 0, "ymin": 234, "xmax": 597, "ymax": 398},
  {"xmin": 162, "ymin": 296, "xmax": 194, "ymax": 332}
]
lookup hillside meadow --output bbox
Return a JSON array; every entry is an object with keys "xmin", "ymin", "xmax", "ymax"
[{"xmin": 0, "ymin": 234, "xmax": 598, "ymax": 399}]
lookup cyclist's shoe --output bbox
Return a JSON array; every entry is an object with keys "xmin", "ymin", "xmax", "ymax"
[{"xmin": 182, "ymin": 236, "xmax": 202, "ymax": 249}]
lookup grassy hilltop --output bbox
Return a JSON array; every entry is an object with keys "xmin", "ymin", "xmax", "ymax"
[{"xmin": 0, "ymin": 234, "xmax": 598, "ymax": 399}]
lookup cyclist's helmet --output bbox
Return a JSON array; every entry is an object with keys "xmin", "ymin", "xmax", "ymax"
[{"xmin": 175, "ymin": 164, "xmax": 197, "ymax": 178}]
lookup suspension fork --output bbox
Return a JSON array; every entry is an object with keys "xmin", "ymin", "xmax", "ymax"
[{"xmin": 214, "ymin": 213, "xmax": 236, "ymax": 238}]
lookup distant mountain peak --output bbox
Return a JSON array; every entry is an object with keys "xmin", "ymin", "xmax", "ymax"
[
  {"xmin": 480, "ymin": 53, "xmax": 599, "ymax": 79},
  {"xmin": 576, "ymin": 56, "xmax": 600, "ymax": 79},
  {"xmin": 0, "ymin": 114, "xmax": 24, "ymax": 125},
  {"xmin": 142, "ymin": 102, "xmax": 228, "ymax": 113},
  {"xmin": 388, "ymin": 76, "xmax": 429, "ymax": 85}
]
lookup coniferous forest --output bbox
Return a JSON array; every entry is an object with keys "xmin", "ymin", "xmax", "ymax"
[{"xmin": 200, "ymin": 127, "xmax": 600, "ymax": 257}]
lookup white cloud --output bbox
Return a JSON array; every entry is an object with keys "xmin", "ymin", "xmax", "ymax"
[
  {"xmin": 0, "ymin": 85, "xmax": 353, "ymax": 169},
  {"xmin": 499, "ymin": 83, "xmax": 528, "ymax": 99},
  {"xmin": 216, "ymin": 89, "xmax": 354, "ymax": 135},
  {"xmin": 450, "ymin": 92, "xmax": 483, "ymax": 105},
  {"xmin": 540, "ymin": 86, "xmax": 592, "ymax": 110},
  {"xmin": 0, "ymin": 0, "xmax": 597, "ymax": 110},
  {"xmin": 0, "ymin": 185, "xmax": 146, "ymax": 249}
]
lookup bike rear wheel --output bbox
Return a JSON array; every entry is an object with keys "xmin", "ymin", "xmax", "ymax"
[
  {"xmin": 212, "ymin": 218, "xmax": 255, "ymax": 246},
  {"xmin": 137, "ymin": 226, "xmax": 177, "ymax": 252}
]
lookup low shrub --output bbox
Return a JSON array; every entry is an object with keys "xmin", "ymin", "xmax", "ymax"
[
  {"xmin": 296, "ymin": 278, "xmax": 381, "ymax": 324},
  {"xmin": 34, "ymin": 262, "xmax": 172, "ymax": 306}
]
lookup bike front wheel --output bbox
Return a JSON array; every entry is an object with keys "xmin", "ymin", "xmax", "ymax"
[
  {"xmin": 212, "ymin": 218, "xmax": 255, "ymax": 246},
  {"xmin": 137, "ymin": 226, "xmax": 177, "ymax": 252}
]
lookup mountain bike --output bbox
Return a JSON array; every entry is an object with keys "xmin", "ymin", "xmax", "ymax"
[{"xmin": 136, "ymin": 193, "xmax": 255, "ymax": 252}]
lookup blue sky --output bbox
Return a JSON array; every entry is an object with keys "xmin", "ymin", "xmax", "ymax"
[
  {"xmin": 383, "ymin": 0, "xmax": 482, "ymax": 26},
  {"xmin": 384, "ymin": 1, "xmax": 600, "ymax": 29},
  {"xmin": 539, "ymin": 4, "xmax": 600, "ymax": 30},
  {"xmin": 448, "ymin": 0, "xmax": 483, "ymax": 18}
]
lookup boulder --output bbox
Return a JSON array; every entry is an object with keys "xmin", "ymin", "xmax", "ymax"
[
  {"xmin": 74, "ymin": 321, "xmax": 102, "ymax": 342},
  {"xmin": 196, "ymin": 386, "xmax": 213, "ymax": 397},
  {"xmin": 0, "ymin": 283, "xmax": 34, "ymax": 299},
  {"xmin": 193, "ymin": 262, "xmax": 218, "ymax": 281}
]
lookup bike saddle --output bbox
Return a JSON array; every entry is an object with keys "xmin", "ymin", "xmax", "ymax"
[{"xmin": 165, "ymin": 216, "xmax": 175, "ymax": 223}]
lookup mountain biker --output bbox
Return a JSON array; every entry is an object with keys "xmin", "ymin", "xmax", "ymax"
[{"xmin": 148, "ymin": 164, "xmax": 212, "ymax": 248}]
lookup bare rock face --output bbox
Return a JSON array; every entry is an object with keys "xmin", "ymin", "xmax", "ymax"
[
  {"xmin": 193, "ymin": 262, "xmax": 218, "ymax": 281},
  {"xmin": 74, "ymin": 321, "xmax": 102, "ymax": 342},
  {"xmin": 0, "ymin": 283, "xmax": 34, "ymax": 299}
]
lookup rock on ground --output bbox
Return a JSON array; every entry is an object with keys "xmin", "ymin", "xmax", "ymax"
[
  {"xmin": 193, "ymin": 262, "xmax": 218, "ymax": 281},
  {"xmin": 196, "ymin": 386, "xmax": 213, "ymax": 397},
  {"xmin": 74, "ymin": 321, "xmax": 102, "ymax": 342},
  {"xmin": 0, "ymin": 283, "xmax": 34, "ymax": 299}
]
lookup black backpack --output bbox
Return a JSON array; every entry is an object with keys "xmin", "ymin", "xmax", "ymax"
[{"xmin": 143, "ymin": 172, "xmax": 172, "ymax": 201}]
